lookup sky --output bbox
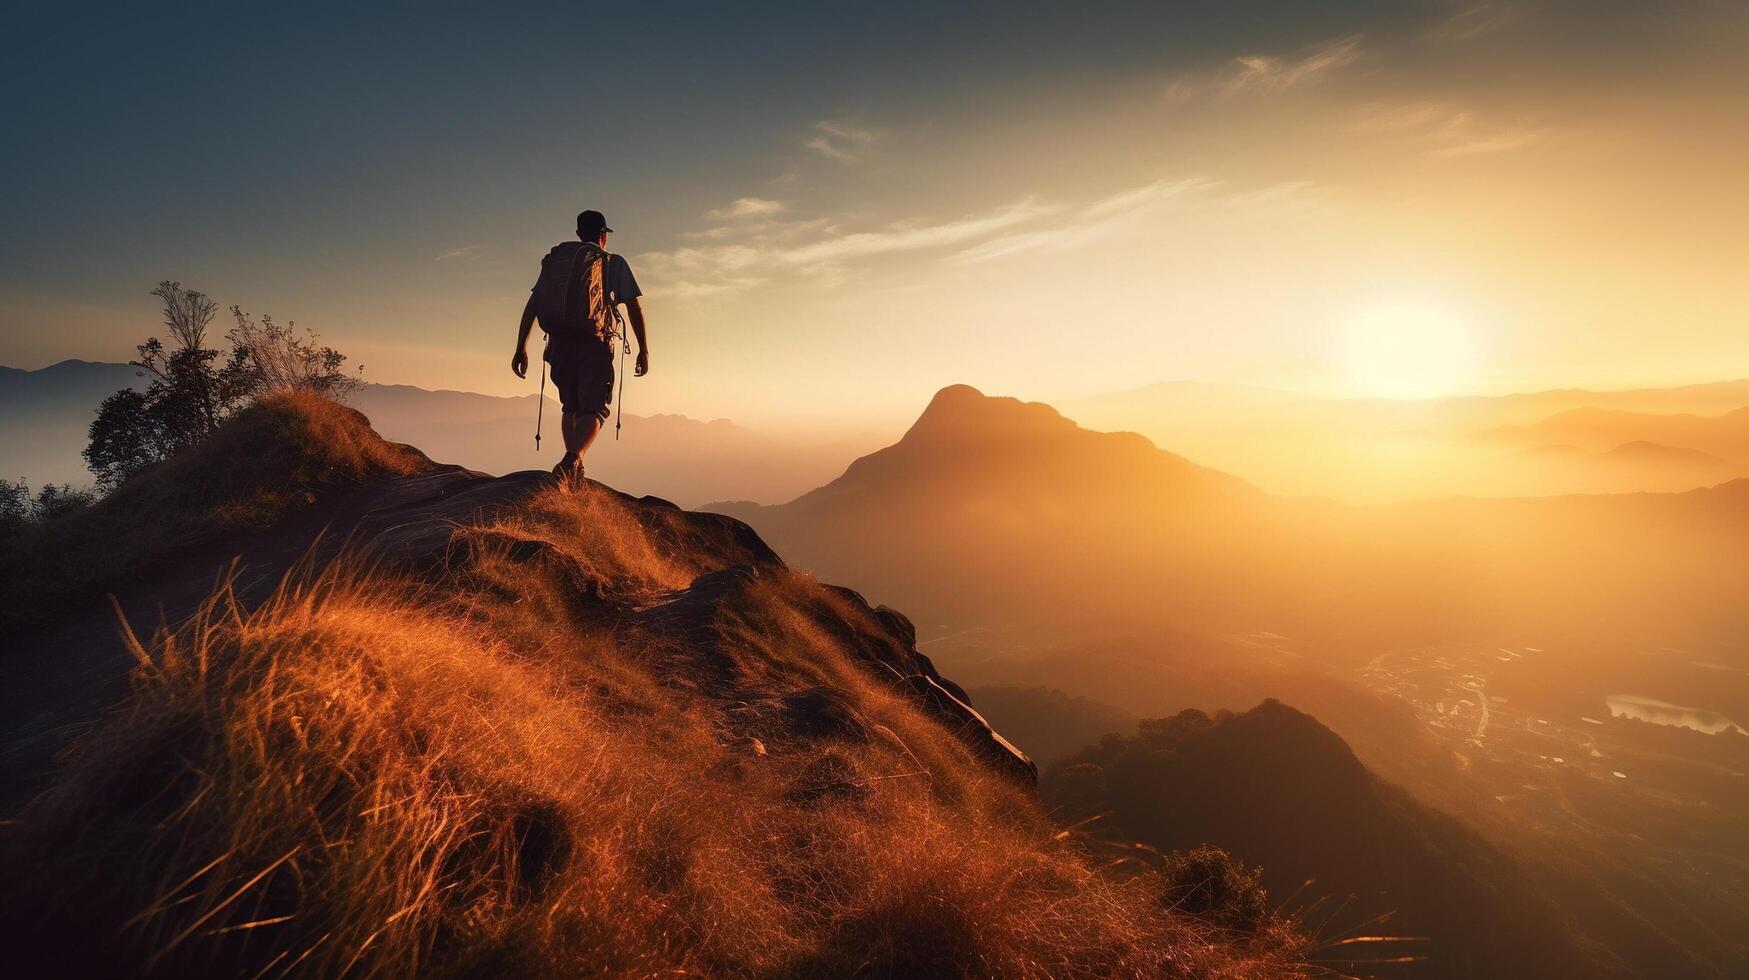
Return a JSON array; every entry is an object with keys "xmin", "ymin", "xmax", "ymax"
[{"xmin": 3, "ymin": 1, "xmax": 1747, "ymax": 427}]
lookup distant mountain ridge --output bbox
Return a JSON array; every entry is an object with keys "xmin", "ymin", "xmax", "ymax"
[
  {"xmin": 1059, "ymin": 377, "xmax": 1749, "ymax": 500},
  {"xmin": 0, "ymin": 360, "xmax": 884, "ymax": 506},
  {"xmin": 1066, "ymin": 377, "xmax": 1749, "ymax": 431},
  {"xmin": 0, "ymin": 360, "xmax": 145, "ymax": 485},
  {"xmin": 1489, "ymin": 404, "xmax": 1749, "ymax": 464},
  {"xmin": 720, "ymin": 384, "xmax": 1749, "ymax": 654}
]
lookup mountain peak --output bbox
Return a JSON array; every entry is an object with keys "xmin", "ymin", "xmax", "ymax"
[
  {"xmin": 905, "ymin": 384, "xmax": 1076, "ymax": 445},
  {"xmin": 922, "ymin": 383, "xmax": 990, "ymax": 411}
]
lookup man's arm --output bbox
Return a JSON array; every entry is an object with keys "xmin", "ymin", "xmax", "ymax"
[
  {"xmin": 512, "ymin": 294, "xmax": 537, "ymax": 378},
  {"xmin": 624, "ymin": 296, "xmax": 650, "ymax": 376}
]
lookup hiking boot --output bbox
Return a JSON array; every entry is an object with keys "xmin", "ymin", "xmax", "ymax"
[{"xmin": 551, "ymin": 454, "xmax": 584, "ymax": 489}]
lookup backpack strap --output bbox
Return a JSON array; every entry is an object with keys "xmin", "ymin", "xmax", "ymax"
[{"xmin": 556, "ymin": 242, "xmax": 588, "ymax": 328}]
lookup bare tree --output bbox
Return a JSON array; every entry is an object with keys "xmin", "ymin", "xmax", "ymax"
[
  {"xmin": 133, "ymin": 281, "xmax": 232, "ymax": 434},
  {"xmin": 154, "ymin": 280, "xmax": 218, "ymax": 352}
]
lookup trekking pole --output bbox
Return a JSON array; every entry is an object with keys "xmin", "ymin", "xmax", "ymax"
[
  {"xmin": 534, "ymin": 333, "xmax": 548, "ymax": 452},
  {"xmin": 614, "ymin": 310, "xmax": 629, "ymax": 440}
]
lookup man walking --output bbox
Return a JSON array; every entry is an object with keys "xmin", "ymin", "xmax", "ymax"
[{"xmin": 512, "ymin": 209, "xmax": 649, "ymax": 480}]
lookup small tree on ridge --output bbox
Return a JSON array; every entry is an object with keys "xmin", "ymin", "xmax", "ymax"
[{"xmin": 84, "ymin": 281, "xmax": 358, "ymax": 490}]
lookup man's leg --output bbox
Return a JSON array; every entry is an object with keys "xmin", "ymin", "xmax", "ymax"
[
  {"xmin": 559, "ymin": 409, "xmax": 605, "ymax": 471},
  {"xmin": 554, "ymin": 350, "xmax": 613, "ymax": 481}
]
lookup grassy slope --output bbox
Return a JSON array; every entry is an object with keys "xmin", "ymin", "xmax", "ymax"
[
  {"xmin": 0, "ymin": 395, "xmax": 1306, "ymax": 978},
  {"xmin": 0, "ymin": 390, "xmax": 431, "ymax": 631}
]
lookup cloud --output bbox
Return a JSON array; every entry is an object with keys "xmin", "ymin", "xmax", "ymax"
[
  {"xmin": 434, "ymin": 244, "xmax": 483, "ymax": 262},
  {"xmin": 638, "ymin": 199, "xmax": 1052, "ymax": 297},
  {"xmin": 1165, "ymin": 34, "xmax": 1364, "ymax": 103},
  {"xmin": 1428, "ymin": 3, "xmax": 1525, "ymax": 43},
  {"xmin": 638, "ymin": 176, "xmax": 1332, "ymax": 295},
  {"xmin": 954, "ymin": 178, "xmax": 1216, "ymax": 264},
  {"xmin": 1353, "ymin": 100, "xmax": 1561, "ymax": 157},
  {"xmin": 804, "ymin": 119, "xmax": 880, "ymax": 163},
  {"xmin": 951, "ymin": 177, "xmax": 1328, "ymax": 265},
  {"xmin": 817, "ymin": 121, "xmax": 877, "ymax": 144},
  {"xmin": 706, "ymin": 197, "xmax": 787, "ymax": 220},
  {"xmin": 781, "ymin": 199, "xmax": 1050, "ymax": 265}
]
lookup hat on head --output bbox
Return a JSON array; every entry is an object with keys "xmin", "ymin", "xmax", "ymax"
[{"xmin": 577, "ymin": 209, "xmax": 613, "ymax": 235}]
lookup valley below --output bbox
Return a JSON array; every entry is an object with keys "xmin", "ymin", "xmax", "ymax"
[{"xmin": 934, "ymin": 621, "xmax": 1749, "ymax": 975}]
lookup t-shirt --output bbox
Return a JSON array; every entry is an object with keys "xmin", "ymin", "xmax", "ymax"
[{"xmin": 531, "ymin": 241, "xmax": 642, "ymax": 305}]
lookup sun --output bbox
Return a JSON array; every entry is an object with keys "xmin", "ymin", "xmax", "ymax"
[{"xmin": 1342, "ymin": 302, "xmax": 1479, "ymax": 399}]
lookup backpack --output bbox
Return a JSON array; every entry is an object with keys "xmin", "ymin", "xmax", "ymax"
[{"xmin": 534, "ymin": 242, "xmax": 616, "ymax": 343}]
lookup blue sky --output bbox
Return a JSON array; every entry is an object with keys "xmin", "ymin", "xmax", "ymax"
[{"xmin": 4, "ymin": 2, "xmax": 1746, "ymax": 423}]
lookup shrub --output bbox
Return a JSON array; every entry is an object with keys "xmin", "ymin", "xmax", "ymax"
[
  {"xmin": 0, "ymin": 478, "xmax": 98, "ymax": 537},
  {"xmin": 32, "ymin": 483, "xmax": 98, "ymax": 521},
  {"xmin": 1157, "ymin": 845, "xmax": 1275, "ymax": 934},
  {"xmin": 0, "ymin": 478, "xmax": 30, "ymax": 537}
]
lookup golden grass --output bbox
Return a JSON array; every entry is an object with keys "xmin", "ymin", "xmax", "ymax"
[{"xmin": 3, "ymin": 472, "xmax": 1309, "ymax": 978}]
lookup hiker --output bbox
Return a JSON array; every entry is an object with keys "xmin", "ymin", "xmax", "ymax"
[{"xmin": 512, "ymin": 209, "xmax": 650, "ymax": 480}]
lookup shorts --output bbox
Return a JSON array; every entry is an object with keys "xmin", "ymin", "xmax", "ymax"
[{"xmin": 545, "ymin": 338, "xmax": 614, "ymax": 422}]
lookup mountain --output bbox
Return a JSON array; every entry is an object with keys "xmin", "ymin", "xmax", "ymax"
[
  {"xmin": 0, "ymin": 359, "xmax": 144, "ymax": 486},
  {"xmin": 1502, "ymin": 439, "xmax": 1746, "ymax": 494},
  {"xmin": 0, "ymin": 391, "xmax": 1303, "ymax": 977},
  {"xmin": 1044, "ymin": 700, "xmax": 1708, "ymax": 978},
  {"xmin": 719, "ymin": 385, "xmax": 1749, "ymax": 656},
  {"xmin": 714, "ymin": 384, "xmax": 1262, "ymax": 633},
  {"xmin": 0, "ymin": 361, "xmax": 884, "ymax": 506},
  {"xmin": 1065, "ymin": 378, "xmax": 1749, "ymax": 436},
  {"xmin": 1058, "ymin": 379, "xmax": 1749, "ymax": 501},
  {"xmin": 1489, "ymin": 405, "xmax": 1749, "ymax": 464},
  {"xmin": 348, "ymin": 383, "xmax": 885, "ymax": 507}
]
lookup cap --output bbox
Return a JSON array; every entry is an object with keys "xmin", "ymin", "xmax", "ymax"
[{"xmin": 577, "ymin": 209, "xmax": 613, "ymax": 235}]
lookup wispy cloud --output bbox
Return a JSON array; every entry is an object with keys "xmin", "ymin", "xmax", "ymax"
[
  {"xmin": 954, "ymin": 178, "xmax": 1215, "ymax": 265},
  {"xmin": 434, "ymin": 244, "xmax": 483, "ymax": 262},
  {"xmin": 639, "ymin": 199, "xmax": 1051, "ymax": 297},
  {"xmin": 952, "ymin": 177, "xmax": 1329, "ymax": 265},
  {"xmin": 706, "ymin": 197, "xmax": 787, "ymax": 220},
  {"xmin": 1353, "ymin": 100, "xmax": 1562, "ymax": 157},
  {"xmin": 804, "ymin": 120, "xmax": 880, "ymax": 163},
  {"xmin": 1428, "ymin": 3, "xmax": 1525, "ymax": 43},
  {"xmin": 640, "ymin": 176, "xmax": 1331, "ymax": 295},
  {"xmin": 1165, "ymin": 34, "xmax": 1365, "ymax": 103},
  {"xmin": 781, "ymin": 200, "xmax": 1050, "ymax": 265}
]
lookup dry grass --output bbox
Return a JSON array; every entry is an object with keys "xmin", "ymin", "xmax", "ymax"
[
  {"xmin": 0, "ymin": 390, "xmax": 429, "ymax": 630},
  {"xmin": 2, "ymin": 430, "xmax": 1309, "ymax": 976}
]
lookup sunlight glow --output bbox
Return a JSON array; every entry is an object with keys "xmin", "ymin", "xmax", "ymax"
[{"xmin": 1343, "ymin": 302, "xmax": 1479, "ymax": 399}]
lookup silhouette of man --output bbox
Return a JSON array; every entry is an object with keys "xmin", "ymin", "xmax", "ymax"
[{"xmin": 512, "ymin": 209, "xmax": 649, "ymax": 480}]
